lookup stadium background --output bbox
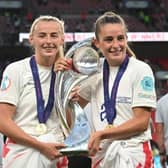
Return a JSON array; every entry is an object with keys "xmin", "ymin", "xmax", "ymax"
[
  {"xmin": 0, "ymin": 0, "xmax": 168, "ymax": 97},
  {"xmin": 0, "ymin": 0, "xmax": 168, "ymax": 166}
]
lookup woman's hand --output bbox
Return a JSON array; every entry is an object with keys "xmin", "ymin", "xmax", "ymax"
[
  {"xmin": 159, "ymin": 154, "xmax": 167, "ymax": 168},
  {"xmin": 54, "ymin": 57, "xmax": 72, "ymax": 72},
  {"xmin": 69, "ymin": 86, "xmax": 80, "ymax": 102},
  {"xmin": 38, "ymin": 141, "xmax": 66, "ymax": 160},
  {"xmin": 88, "ymin": 131, "xmax": 103, "ymax": 156}
]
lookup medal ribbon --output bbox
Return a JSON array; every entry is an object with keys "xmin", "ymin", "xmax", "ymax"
[
  {"xmin": 103, "ymin": 55, "xmax": 129, "ymax": 124},
  {"xmin": 30, "ymin": 56, "xmax": 56, "ymax": 123}
]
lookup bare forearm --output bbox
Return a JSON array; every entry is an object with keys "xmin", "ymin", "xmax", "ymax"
[
  {"xmin": 0, "ymin": 103, "xmax": 45, "ymax": 152},
  {"xmin": 158, "ymin": 138, "xmax": 165, "ymax": 153},
  {"xmin": 0, "ymin": 118, "xmax": 43, "ymax": 151},
  {"xmin": 157, "ymin": 132, "xmax": 165, "ymax": 153},
  {"xmin": 101, "ymin": 108, "xmax": 151, "ymax": 140},
  {"xmin": 101, "ymin": 117, "xmax": 149, "ymax": 140}
]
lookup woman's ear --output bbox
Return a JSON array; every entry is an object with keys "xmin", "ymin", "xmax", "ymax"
[
  {"xmin": 93, "ymin": 38, "xmax": 99, "ymax": 49},
  {"xmin": 29, "ymin": 35, "xmax": 34, "ymax": 46}
]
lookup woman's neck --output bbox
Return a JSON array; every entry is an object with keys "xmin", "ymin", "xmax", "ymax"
[{"xmin": 35, "ymin": 55, "xmax": 56, "ymax": 67}]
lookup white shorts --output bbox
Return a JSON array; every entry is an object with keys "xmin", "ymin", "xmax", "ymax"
[{"xmin": 92, "ymin": 140, "xmax": 153, "ymax": 168}]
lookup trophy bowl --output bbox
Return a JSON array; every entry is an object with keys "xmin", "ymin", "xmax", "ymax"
[
  {"xmin": 55, "ymin": 37, "xmax": 100, "ymax": 155},
  {"xmin": 73, "ymin": 46, "xmax": 100, "ymax": 75}
]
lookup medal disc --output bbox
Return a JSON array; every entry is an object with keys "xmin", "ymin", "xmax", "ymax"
[
  {"xmin": 105, "ymin": 124, "xmax": 114, "ymax": 129},
  {"xmin": 35, "ymin": 123, "xmax": 47, "ymax": 135}
]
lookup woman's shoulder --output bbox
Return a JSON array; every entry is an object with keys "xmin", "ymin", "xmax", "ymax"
[
  {"xmin": 129, "ymin": 56, "xmax": 152, "ymax": 70},
  {"xmin": 5, "ymin": 57, "xmax": 31, "ymax": 72}
]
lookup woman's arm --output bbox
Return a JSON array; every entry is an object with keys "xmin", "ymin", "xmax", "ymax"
[
  {"xmin": 0, "ymin": 103, "xmax": 65, "ymax": 160},
  {"xmin": 88, "ymin": 107, "xmax": 152, "ymax": 156}
]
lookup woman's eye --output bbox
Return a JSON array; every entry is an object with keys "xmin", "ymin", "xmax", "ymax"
[
  {"xmin": 118, "ymin": 36, "xmax": 125, "ymax": 41},
  {"xmin": 104, "ymin": 37, "xmax": 113, "ymax": 42}
]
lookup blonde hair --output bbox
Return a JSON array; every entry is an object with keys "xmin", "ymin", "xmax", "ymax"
[
  {"xmin": 95, "ymin": 11, "xmax": 135, "ymax": 57},
  {"xmin": 30, "ymin": 15, "xmax": 64, "ymax": 35},
  {"xmin": 30, "ymin": 15, "xmax": 65, "ymax": 58}
]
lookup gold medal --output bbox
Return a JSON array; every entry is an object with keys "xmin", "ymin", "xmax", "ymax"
[
  {"xmin": 105, "ymin": 124, "xmax": 114, "ymax": 129},
  {"xmin": 35, "ymin": 123, "xmax": 47, "ymax": 135}
]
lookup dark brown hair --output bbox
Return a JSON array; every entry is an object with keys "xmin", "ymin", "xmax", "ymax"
[{"xmin": 94, "ymin": 11, "xmax": 135, "ymax": 57}]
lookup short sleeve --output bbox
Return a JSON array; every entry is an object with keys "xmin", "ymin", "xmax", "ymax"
[
  {"xmin": 79, "ymin": 74, "xmax": 98, "ymax": 101},
  {"xmin": 132, "ymin": 63, "xmax": 156, "ymax": 109},
  {"xmin": 0, "ymin": 63, "xmax": 21, "ymax": 105}
]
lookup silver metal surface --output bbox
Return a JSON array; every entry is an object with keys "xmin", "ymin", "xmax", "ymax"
[{"xmin": 55, "ymin": 37, "xmax": 100, "ymax": 154}]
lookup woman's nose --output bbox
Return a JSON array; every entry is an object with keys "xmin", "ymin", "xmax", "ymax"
[
  {"xmin": 46, "ymin": 36, "xmax": 52, "ymax": 43},
  {"xmin": 112, "ymin": 39, "xmax": 119, "ymax": 47}
]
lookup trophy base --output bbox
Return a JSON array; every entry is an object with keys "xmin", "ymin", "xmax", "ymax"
[{"xmin": 60, "ymin": 143, "xmax": 88, "ymax": 156}]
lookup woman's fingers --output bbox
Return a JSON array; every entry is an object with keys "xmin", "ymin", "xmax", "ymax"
[{"xmin": 54, "ymin": 58, "xmax": 72, "ymax": 71}]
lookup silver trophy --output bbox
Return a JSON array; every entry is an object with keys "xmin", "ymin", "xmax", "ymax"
[{"xmin": 55, "ymin": 37, "xmax": 100, "ymax": 155}]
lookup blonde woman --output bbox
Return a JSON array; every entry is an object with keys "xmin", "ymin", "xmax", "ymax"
[{"xmin": 0, "ymin": 15, "xmax": 68, "ymax": 168}]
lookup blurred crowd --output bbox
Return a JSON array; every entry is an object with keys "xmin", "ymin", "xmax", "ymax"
[
  {"xmin": 0, "ymin": 0, "xmax": 168, "ymax": 98},
  {"xmin": 0, "ymin": 0, "xmax": 168, "ymax": 46}
]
